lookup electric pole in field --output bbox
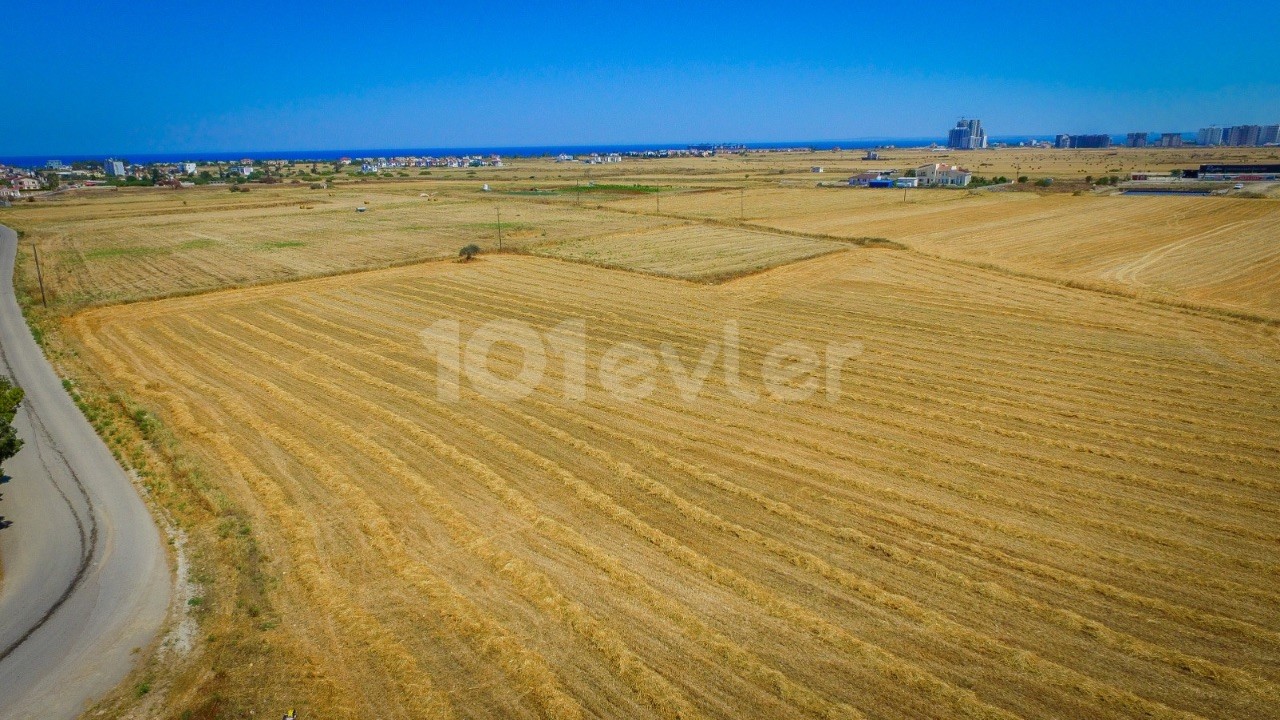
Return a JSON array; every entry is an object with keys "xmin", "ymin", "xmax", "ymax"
[
  {"xmin": 740, "ymin": 187, "xmax": 744, "ymax": 220},
  {"xmin": 32, "ymin": 243, "xmax": 47, "ymax": 307},
  {"xmin": 655, "ymin": 188, "xmax": 660, "ymax": 214},
  {"xmin": 496, "ymin": 206, "xmax": 503, "ymax": 251}
]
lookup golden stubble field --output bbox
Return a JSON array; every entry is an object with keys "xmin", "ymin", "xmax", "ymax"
[
  {"xmin": 68, "ymin": 247, "xmax": 1280, "ymax": 719},
  {"xmin": 3, "ymin": 183, "xmax": 673, "ymax": 308},
  {"xmin": 4, "ymin": 151, "xmax": 1279, "ymax": 719},
  {"xmin": 602, "ymin": 187, "xmax": 1280, "ymax": 316},
  {"xmin": 8, "ymin": 165, "xmax": 1280, "ymax": 317}
]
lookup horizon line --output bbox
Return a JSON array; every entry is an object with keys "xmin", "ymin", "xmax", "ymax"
[{"xmin": 2, "ymin": 132, "xmax": 1173, "ymax": 163}]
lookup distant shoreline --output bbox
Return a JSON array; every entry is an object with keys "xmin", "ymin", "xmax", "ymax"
[{"xmin": 1, "ymin": 136, "xmax": 1066, "ymax": 168}]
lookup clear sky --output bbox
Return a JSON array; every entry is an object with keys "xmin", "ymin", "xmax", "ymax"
[{"xmin": 4, "ymin": 1, "xmax": 1279, "ymax": 155}]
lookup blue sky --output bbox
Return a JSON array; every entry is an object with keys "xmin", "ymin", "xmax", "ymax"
[{"xmin": 3, "ymin": 1, "xmax": 1278, "ymax": 154}]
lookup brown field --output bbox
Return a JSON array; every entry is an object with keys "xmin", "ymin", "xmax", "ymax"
[
  {"xmin": 67, "ymin": 248, "xmax": 1280, "ymax": 720},
  {"xmin": 4, "ymin": 150, "xmax": 1279, "ymax": 719}
]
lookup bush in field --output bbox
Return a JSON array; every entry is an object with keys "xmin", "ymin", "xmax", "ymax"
[
  {"xmin": 0, "ymin": 378, "xmax": 24, "ymax": 472},
  {"xmin": 459, "ymin": 244, "xmax": 481, "ymax": 261}
]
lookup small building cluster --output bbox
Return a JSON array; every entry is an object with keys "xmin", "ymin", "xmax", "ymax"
[
  {"xmin": 554, "ymin": 152, "xmax": 625, "ymax": 164},
  {"xmin": 849, "ymin": 163, "xmax": 971, "ymax": 189},
  {"xmin": 1, "ymin": 163, "xmax": 58, "ymax": 198},
  {"xmin": 357, "ymin": 154, "xmax": 505, "ymax": 172}
]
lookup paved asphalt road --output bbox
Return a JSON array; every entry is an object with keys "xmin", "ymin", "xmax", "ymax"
[{"xmin": 0, "ymin": 224, "xmax": 169, "ymax": 719}]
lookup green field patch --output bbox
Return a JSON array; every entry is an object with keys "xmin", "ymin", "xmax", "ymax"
[
  {"xmin": 83, "ymin": 245, "xmax": 169, "ymax": 260},
  {"xmin": 463, "ymin": 222, "xmax": 535, "ymax": 232},
  {"xmin": 500, "ymin": 184, "xmax": 666, "ymax": 196},
  {"xmin": 255, "ymin": 241, "xmax": 307, "ymax": 250},
  {"xmin": 577, "ymin": 184, "xmax": 664, "ymax": 194}
]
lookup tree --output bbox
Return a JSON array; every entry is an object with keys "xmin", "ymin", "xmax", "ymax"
[
  {"xmin": 1017, "ymin": 175, "xmax": 1028, "ymax": 183},
  {"xmin": 44, "ymin": 172, "xmax": 59, "ymax": 190},
  {"xmin": 459, "ymin": 244, "xmax": 481, "ymax": 261},
  {"xmin": 0, "ymin": 378, "xmax": 24, "ymax": 473}
]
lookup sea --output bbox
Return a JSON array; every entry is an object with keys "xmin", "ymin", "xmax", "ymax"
[{"xmin": 1, "ymin": 136, "xmax": 1060, "ymax": 168}]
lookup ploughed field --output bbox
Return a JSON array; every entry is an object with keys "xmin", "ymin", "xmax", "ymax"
[{"xmin": 69, "ymin": 249, "xmax": 1280, "ymax": 720}]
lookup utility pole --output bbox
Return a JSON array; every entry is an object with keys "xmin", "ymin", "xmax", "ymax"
[
  {"xmin": 32, "ymin": 243, "xmax": 47, "ymax": 307},
  {"xmin": 496, "ymin": 206, "xmax": 503, "ymax": 251},
  {"xmin": 655, "ymin": 189, "xmax": 660, "ymax": 214},
  {"xmin": 740, "ymin": 187, "xmax": 744, "ymax": 221}
]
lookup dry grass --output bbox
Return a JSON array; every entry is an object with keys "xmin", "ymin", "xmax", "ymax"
[{"xmin": 66, "ymin": 248, "xmax": 1280, "ymax": 720}]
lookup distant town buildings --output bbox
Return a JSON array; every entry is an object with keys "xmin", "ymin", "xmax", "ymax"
[
  {"xmin": 863, "ymin": 150, "xmax": 879, "ymax": 160},
  {"xmin": 1227, "ymin": 125, "xmax": 1261, "ymax": 147},
  {"xmin": 1197, "ymin": 126, "xmax": 1224, "ymax": 146},
  {"xmin": 180, "ymin": 162, "xmax": 197, "ymax": 174},
  {"xmin": 104, "ymin": 158, "xmax": 126, "ymax": 176},
  {"xmin": 946, "ymin": 119, "xmax": 987, "ymax": 150},
  {"xmin": 1057, "ymin": 134, "xmax": 1111, "ymax": 149},
  {"xmin": 1126, "ymin": 132, "xmax": 1149, "ymax": 148},
  {"xmin": 1159, "ymin": 133, "xmax": 1183, "ymax": 147},
  {"xmin": 1198, "ymin": 124, "xmax": 1278, "ymax": 146}
]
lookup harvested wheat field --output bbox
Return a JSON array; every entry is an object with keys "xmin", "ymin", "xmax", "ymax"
[
  {"xmin": 5, "ymin": 185, "xmax": 668, "ymax": 308},
  {"xmin": 609, "ymin": 186, "xmax": 1280, "ymax": 316},
  {"xmin": 531, "ymin": 224, "xmax": 846, "ymax": 281},
  {"xmin": 68, "ymin": 247, "xmax": 1280, "ymax": 720}
]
